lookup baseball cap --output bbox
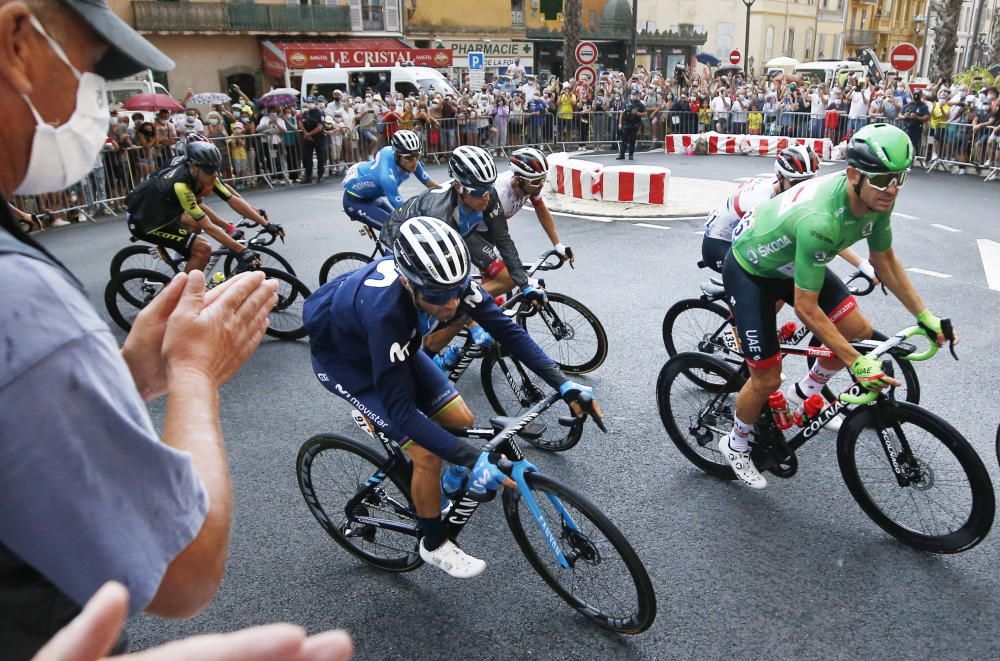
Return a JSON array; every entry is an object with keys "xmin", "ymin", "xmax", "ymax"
[{"xmin": 59, "ymin": 0, "xmax": 174, "ymax": 79}]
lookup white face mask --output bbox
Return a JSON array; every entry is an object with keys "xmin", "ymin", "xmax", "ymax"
[{"xmin": 16, "ymin": 15, "xmax": 109, "ymax": 195}]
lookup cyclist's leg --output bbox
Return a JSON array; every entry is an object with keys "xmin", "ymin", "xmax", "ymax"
[
  {"xmin": 700, "ymin": 235, "xmax": 730, "ymax": 274},
  {"xmin": 342, "ymin": 194, "xmax": 392, "ymax": 232},
  {"xmin": 133, "ymin": 214, "xmax": 202, "ymax": 272},
  {"xmin": 178, "ymin": 214, "xmax": 226, "ymax": 273}
]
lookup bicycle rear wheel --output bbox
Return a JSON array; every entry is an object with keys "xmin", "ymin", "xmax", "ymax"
[
  {"xmin": 104, "ymin": 268, "xmax": 171, "ymax": 332},
  {"xmin": 318, "ymin": 252, "xmax": 372, "ymax": 286},
  {"xmin": 224, "ymin": 246, "xmax": 296, "ymax": 277},
  {"xmin": 657, "ymin": 352, "xmax": 744, "ymax": 479},
  {"xmin": 517, "ymin": 293, "xmax": 607, "ymax": 375},
  {"xmin": 260, "ymin": 267, "xmax": 310, "ymax": 340},
  {"xmin": 480, "ymin": 347, "xmax": 582, "ymax": 452},
  {"xmin": 837, "ymin": 401, "xmax": 995, "ymax": 553},
  {"xmin": 503, "ymin": 473, "xmax": 656, "ymax": 634},
  {"xmin": 296, "ymin": 434, "xmax": 422, "ymax": 572},
  {"xmin": 109, "ymin": 244, "xmax": 176, "ymax": 278}
]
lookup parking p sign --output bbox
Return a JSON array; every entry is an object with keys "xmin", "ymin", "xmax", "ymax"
[
  {"xmin": 467, "ymin": 51, "xmax": 485, "ymax": 91},
  {"xmin": 468, "ymin": 52, "xmax": 484, "ymax": 70}
]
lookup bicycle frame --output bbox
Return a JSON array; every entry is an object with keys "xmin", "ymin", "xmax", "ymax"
[{"xmin": 341, "ymin": 390, "xmax": 583, "ymax": 568}]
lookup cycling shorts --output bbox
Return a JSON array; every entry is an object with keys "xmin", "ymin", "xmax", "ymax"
[
  {"xmin": 722, "ymin": 250, "xmax": 857, "ymax": 370},
  {"xmin": 126, "ymin": 212, "xmax": 197, "ymax": 259},
  {"xmin": 312, "ymin": 350, "xmax": 461, "ymax": 447},
  {"xmin": 701, "ymin": 235, "xmax": 731, "ymax": 274},
  {"xmin": 465, "ymin": 229, "xmax": 506, "ymax": 278},
  {"xmin": 343, "ymin": 194, "xmax": 394, "ymax": 231}
]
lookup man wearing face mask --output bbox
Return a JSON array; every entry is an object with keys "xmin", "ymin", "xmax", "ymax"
[{"xmin": 0, "ymin": 0, "xmax": 290, "ymax": 658}]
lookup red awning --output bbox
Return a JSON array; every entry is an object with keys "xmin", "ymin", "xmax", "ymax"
[{"xmin": 261, "ymin": 39, "xmax": 452, "ymax": 76}]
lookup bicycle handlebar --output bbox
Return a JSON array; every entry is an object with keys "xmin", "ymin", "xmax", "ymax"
[
  {"xmin": 524, "ymin": 247, "xmax": 571, "ymax": 277},
  {"xmin": 845, "ymin": 270, "xmax": 876, "ymax": 296}
]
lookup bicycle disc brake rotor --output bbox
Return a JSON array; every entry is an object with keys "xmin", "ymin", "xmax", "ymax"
[
  {"xmin": 563, "ymin": 527, "xmax": 601, "ymax": 567},
  {"xmin": 900, "ymin": 453, "xmax": 935, "ymax": 490},
  {"xmin": 690, "ymin": 402, "xmax": 732, "ymax": 447}
]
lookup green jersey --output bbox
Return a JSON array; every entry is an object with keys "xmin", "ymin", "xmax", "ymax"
[{"xmin": 731, "ymin": 172, "xmax": 892, "ymax": 291}]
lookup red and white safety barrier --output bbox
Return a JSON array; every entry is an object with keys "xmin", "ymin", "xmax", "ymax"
[
  {"xmin": 546, "ymin": 153, "xmax": 601, "ymax": 200},
  {"xmin": 664, "ymin": 132, "xmax": 833, "ymax": 160},
  {"xmin": 600, "ymin": 165, "xmax": 670, "ymax": 205}
]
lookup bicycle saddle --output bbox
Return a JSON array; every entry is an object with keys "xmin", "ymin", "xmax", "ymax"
[{"xmin": 699, "ymin": 281, "xmax": 726, "ymax": 299}]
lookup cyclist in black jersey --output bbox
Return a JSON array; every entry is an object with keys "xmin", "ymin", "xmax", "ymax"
[{"xmin": 125, "ymin": 142, "xmax": 279, "ymax": 274}]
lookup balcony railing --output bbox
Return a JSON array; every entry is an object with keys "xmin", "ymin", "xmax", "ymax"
[
  {"xmin": 846, "ymin": 29, "xmax": 877, "ymax": 46},
  {"xmin": 133, "ymin": 1, "xmax": 352, "ymax": 34},
  {"xmin": 512, "ymin": 10, "xmax": 524, "ymax": 26}
]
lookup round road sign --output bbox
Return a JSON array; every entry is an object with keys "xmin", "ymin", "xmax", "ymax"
[
  {"xmin": 890, "ymin": 43, "xmax": 919, "ymax": 72},
  {"xmin": 729, "ymin": 49, "xmax": 741, "ymax": 65},
  {"xmin": 575, "ymin": 41, "xmax": 599, "ymax": 66},
  {"xmin": 575, "ymin": 65, "xmax": 597, "ymax": 87}
]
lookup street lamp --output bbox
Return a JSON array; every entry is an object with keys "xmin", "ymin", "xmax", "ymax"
[{"xmin": 742, "ymin": 0, "xmax": 756, "ymax": 78}]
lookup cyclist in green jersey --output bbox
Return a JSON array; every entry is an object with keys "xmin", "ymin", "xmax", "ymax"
[{"xmin": 721, "ymin": 123, "xmax": 957, "ymax": 489}]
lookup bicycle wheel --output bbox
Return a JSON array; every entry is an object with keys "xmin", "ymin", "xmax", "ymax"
[
  {"xmin": 318, "ymin": 252, "xmax": 372, "ymax": 286},
  {"xmin": 109, "ymin": 244, "xmax": 175, "ymax": 278},
  {"xmin": 260, "ymin": 267, "xmax": 310, "ymax": 340},
  {"xmin": 661, "ymin": 298, "xmax": 734, "ymax": 357},
  {"xmin": 837, "ymin": 401, "xmax": 995, "ymax": 553},
  {"xmin": 480, "ymin": 347, "xmax": 582, "ymax": 452},
  {"xmin": 503, "ymin": 472, "xmax": 656, "ymax": 634},
  {"xmin": 807, "ymin": 330, "xmax": 920, "ymax": 405},
  {"xmin": 517, "ymin": 293, "xmax": 608, "ymax": 375},
  {"xmin": 656, "ymin": 352, "xmax": 744, "ymax": 479},
  {"xmin": 224, "ymin": 246, "xmax": 296, "ymax": 277},
  {"xmin": 104, "ymin": 268, "xmax": 171, "ymax": 332}
]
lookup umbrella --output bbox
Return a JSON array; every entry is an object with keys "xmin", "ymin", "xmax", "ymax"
[
  {"xmin": 765, "ymin": 56, "xmax": 799, "ymax": 69},
  {"xmin": 186, "ymin": 92, "xmax": 232, "ymax": 106},
  {"xmin": 122, "ymin": 93, "xmax": 183, "ymax": 111},
  {"xmin": 696, "ymin": 52, "xmax": 720, "ymax": 67},
  {"xmin": 259, "ymin": 88, "xmax": 300, "ymax": 107},
  {"xmin": 713, "ymin": 64, "xmax": 743, "ymax": 77}
]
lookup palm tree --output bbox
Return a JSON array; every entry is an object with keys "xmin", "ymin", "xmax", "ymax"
[
  {"xmin": 930, "ymin": 0, "xmax": 963, "ymax": 79},
  {"xmin": 562, "ymin": 0, "xmax": 582, "ymax": 82}
]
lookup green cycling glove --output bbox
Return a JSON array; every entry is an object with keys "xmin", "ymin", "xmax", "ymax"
[
  {"xmin": 917, "ymin": 309, "xmax": 942, "ymax": 338},
  {"xmin": 850, "ymin": 354, "xmax": 890, "ymax": 392}
]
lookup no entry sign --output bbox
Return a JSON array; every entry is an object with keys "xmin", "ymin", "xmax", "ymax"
[
  {"xmin": 890, "ymin": 43, "xmax": 918, "ymax": 72},
  {"xmin": 575, "ymin": 41, "xmax": 599, "ymax": 65},
  {"xmin": 729, "ymin": 49, "xmax": 741, "ymax": 65}
]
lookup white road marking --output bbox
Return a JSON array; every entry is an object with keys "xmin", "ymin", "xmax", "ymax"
[
  {"xmin": 548, "ymin": 211, "xmax": 613, "ymax": 222},
  {"xmin": 931, "ymin": 223, "xmax": 961, "ymax": 232},
  {"xmin": 977, "ymin": 239, "xmax": 1000, "ymax": 291},
  {"xmin": 907, "ymin": 268, "xmax": 952, "ymax": 279},
  {"xmin": 634, "ymin": 223, "xmax": 670, "ymax": 230},
  {"xmin": 892, "ymin": 212, "xmax": 919, "ymax": 220},
  {"xmin": 693, "ymin": 230, "xmax": 705, "ymax": 235},
  {"xmin": 821, "ymin": 161, "xmax": 836, "ymax": 166}
]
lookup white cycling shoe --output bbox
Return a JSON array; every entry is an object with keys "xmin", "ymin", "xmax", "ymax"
[
  {"xmin": 719, "ymin": 434, "xmax": 767, "ymax": 490},
  {"xmin": 786, "ymin": 384, "xmax": 844, "ymax": 432},
  {"xmin": 419, "ymin": 539, "xmax": 486, "ymax": 578}
]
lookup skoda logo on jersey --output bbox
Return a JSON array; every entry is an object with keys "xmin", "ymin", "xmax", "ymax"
[
  {"xmin": 861, "ymin": 220, "xmax": 874, "ymax": 237},
  {"xmin": 745, "ymin": 248, "xmax": 760, "ymax": 265}
]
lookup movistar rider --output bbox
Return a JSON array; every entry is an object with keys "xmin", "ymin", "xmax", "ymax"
[
  {"xmin": 342, "ymin": 129, "xmax": 437, "ymax": 230},
  {"xmin": 720, "ymin": 124, "xmax": 956, "ymax": 489},
  {"xmin": 304, "ymin": 217, "xmax": 602, "ymax": 577}
]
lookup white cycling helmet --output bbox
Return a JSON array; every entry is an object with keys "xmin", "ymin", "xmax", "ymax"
[
  {"xmin": 449, "ymin": 145, "xmax": 497, "ymax": 189},
  {"xmin": 508, "ymin": 147, "xmax": 548, "ymax": 180},
  {"xmin": 774, "ymin": 144, "xmax": 820, "ymax": 181},
  {"xmin": 391, "ymin": 129, "xmax": 422, "ymax": 156},
  {"xmin": 393, "ymin": 217, "xmax": 470, "ymax": 294}
]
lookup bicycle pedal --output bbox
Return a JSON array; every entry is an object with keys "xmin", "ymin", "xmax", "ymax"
[{"xmin": 516, "ymin": 422, "xmax": 548, "ymax": 440}]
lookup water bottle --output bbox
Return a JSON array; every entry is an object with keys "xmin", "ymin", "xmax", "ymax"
[
  {"xmin": 792, "ymin": 394, "xmax": 827, "ymax": 427},
  {"xmin": 778, "ymin": 321, "xmax": 798, "ymax": 343},
  {"xmin": 441, "ymin": 465, "xmax": 470, "ymax": 499},
  {"xmin": 211, "ymin": 271, "xmax": 227, "ymax": 286},
  {"xmin": 768, "ymin": 391, "xmax": 793, "ymax": 431},
  {"xmin": 436, "ymin": 343, "xmax": 464, "ymax": 370}
]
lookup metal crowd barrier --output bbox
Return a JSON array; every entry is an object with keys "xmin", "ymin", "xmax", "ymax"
[{"xmin": 13, "ymin": 109, "xmax": 998, "ymax": 224}]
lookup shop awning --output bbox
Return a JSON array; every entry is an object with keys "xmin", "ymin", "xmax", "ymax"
[{"xmin": 261, "ymin": 39, "xmax": 452, "ymax": 76}]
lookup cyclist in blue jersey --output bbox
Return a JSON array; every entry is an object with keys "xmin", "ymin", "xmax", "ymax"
[
  {"xmin": 304, "ymin": 217, "xmax": 602, "ymax": 578},
  {"xmin": 342, "ymin": 129, "xmax": 438, "ymax": 230}
]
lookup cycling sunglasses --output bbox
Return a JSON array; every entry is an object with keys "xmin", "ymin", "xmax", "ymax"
[
  {"xmin": 858, "ymin": 169, "xmax": 910, "ymax": 191},
  {"xmin": 460, "ymin": 185, "xmax": 493, "ymax": 198},
  {"xmin": 418, "ymin": 282, "xmax": 467, "ymax": 305},
  {"xmin": 399, "ymin": 153, "xmax": 421, "ymax": 161}
]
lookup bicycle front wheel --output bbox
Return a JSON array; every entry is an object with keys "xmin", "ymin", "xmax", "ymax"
[
  {"xmin": 297, "ymin": 434, "xmax": 422, "ymax": 572},
  {"xmin": 837, "ymin": 401, "xmax": 995, "ymax": 553},
  {"xmin": 109, "ymin": 244, "xmax": 175, "ymax": 278},
  {"xmin": 661, "ymin": 298, "xmax": 734, "ymax": 358},
  {"xmin": 480, "ymin": 347, "xmax": 582, "ymax": 452},
  {"xmin": 518, "ymin": 293, "xmax": 608, "ymax": 375},
  {"xmin": 318, "ymin": 251, "xmax": 372, "ymax": 286},
  {"xmin": 261, "ymin": 267, "xmax": 310, "ymax": 340},
  {"xmin": 504, "ymin": 473, "xmax": 656, "ymax": 634},
  {"xmin": 104, "ymin": 268, "xmax": 171, "ymax": 332}
]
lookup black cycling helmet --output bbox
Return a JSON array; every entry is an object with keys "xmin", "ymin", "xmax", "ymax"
[
  {"xmin": 391, "ymin": 129, "xmax": 422, "ymax": 156},
  {"xmin": 393, "ymin": 216, "xmax": 470, "ymax": 294},
  {"xmin": 508, "ymin": 147, "xmax": 548, "ymax": 180},
  {"xmin": 185, "ymin": 141, "xmax": 223, "ymax": 173},
  {"xmin": 449, "ymin": 145, "xmax": 497, "ymax": 189}
]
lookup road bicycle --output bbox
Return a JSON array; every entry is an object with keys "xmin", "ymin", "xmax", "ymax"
[
  {"xmin": 296, "ymin": 391, "xmax": 656, "ymax": 634},
  {"xmin": 321, "ymin": 238, "xmax": 608, "ymax": 375},
  {"xmin": 656, "ymin": 320, "xmax": 995, "ymax": 554},
  {"xmin": 661, "ymin": 268, "xmax": 920, "ymax": 404}
]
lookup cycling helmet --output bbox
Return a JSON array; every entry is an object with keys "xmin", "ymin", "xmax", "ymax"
[
  {"xmin": 774, "ymin": 144, "xmax": 820, "ymax": 181},
  {"xmin": 508, "ymin": 147, "xmax": 549, "ymax": 180},
  {"xmin": 185, "ymin": 141, "xmax": 223, "ymax": 173},
  {"xmin": 846, "ymin": 123, "xmax": 913, "ymax": 173},
  {"xmin": 185, "ymin": 133, "xmax": 212, "ymax": 144},
  {"xmin": 391, "ymin": 129, "xmax": 422, "ymax": 156},
  {"xmin": 448, "ymin": 145, "xmax": 497, "ymax": 189},
  {"xmin": 393, "ymin": 217, "xmax": 471, "ymax": 294}
]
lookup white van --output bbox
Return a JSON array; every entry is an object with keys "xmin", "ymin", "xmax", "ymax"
[
  {"xmin": 794, "ymin": 60, "xmax": 866, "ymax": 87},
  {"xmin": 107, "ymin": 69, "xmax": 170, "ymax": 107},
  {"xmin": 301, "ymin": 64, "xmax": 458, "ymax": 101}
]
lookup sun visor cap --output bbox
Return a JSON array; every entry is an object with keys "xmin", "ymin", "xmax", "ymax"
[{"xmin": 59, "ymin": 0, "xmax": 174, "ymax": 79}]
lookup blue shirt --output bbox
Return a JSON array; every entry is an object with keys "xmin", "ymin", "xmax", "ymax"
[
  {"xmin": 304, "ymin": 257, "xmax": 562, "ymax": 460},
  {"xmin": 343, "ymin": 146, "xmax": 432, "ymax": 207}
]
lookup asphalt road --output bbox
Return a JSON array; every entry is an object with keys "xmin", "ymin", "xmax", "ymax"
[{"xmin": 37, "ymin": 150, "xmax": 1000, "ymax": 660}]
